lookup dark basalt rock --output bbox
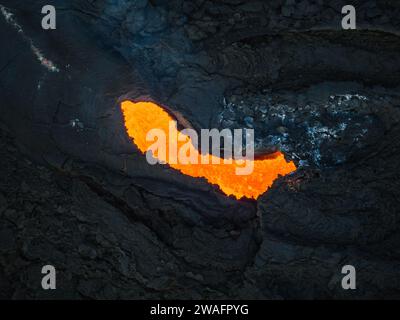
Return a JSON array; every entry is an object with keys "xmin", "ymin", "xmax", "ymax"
[{"xmin": 0, "ymin": 0, "xmax": 400, "ymax": 299}]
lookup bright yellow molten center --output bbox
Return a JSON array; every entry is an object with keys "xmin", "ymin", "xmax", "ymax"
[{"xmin": 121, "ymin": 101, "xmax": 297, "ymax": 200}]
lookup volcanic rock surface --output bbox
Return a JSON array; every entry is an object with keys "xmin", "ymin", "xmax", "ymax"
[{"xmin": 0, "ymin": 0, "xmax": 400, "ymax": 299}]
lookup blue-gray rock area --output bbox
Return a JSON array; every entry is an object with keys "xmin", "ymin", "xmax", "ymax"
[{"xmin": 0, "ymin": 0, "xmax": 400, "ymax": 299}]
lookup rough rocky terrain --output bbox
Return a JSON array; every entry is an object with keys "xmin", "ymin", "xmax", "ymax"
[{"xmin": 1, "ymin": 0, "xmax": 400, "ymax": 299}]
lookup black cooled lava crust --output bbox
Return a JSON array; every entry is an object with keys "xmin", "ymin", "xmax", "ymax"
[{"xmin": 1, "ymin": 0, "xmax": 400, "ymax": 299}]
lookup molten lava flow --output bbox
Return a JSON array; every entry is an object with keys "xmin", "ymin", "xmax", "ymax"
[{"xmin": 121, "ymin": 100, "xmax": 297, "ymax": 200}]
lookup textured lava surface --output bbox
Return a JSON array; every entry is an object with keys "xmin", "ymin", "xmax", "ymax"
[{"xmin": 1, "ymin": 0, "xmax": 400, "ymax": 299}]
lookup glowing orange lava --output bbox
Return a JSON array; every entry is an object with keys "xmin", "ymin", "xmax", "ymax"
[{"xmin": 121, "ymin": 101, "xmax": 297, "ymax": 200}]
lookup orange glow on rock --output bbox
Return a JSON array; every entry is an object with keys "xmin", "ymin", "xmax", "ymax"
[{"xmin": 121, "ymin": 100, "xmax": 297, "ymax": 200}]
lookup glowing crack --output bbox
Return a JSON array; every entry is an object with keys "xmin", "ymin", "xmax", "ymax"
[{"xmin": 121, "ymin": 101, "xmax": 297, "ymax": 200}]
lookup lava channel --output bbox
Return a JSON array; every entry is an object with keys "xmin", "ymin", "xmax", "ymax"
[{"xmin": 121, "ymin": 100, "xmax": 297, "ymax": 200}]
